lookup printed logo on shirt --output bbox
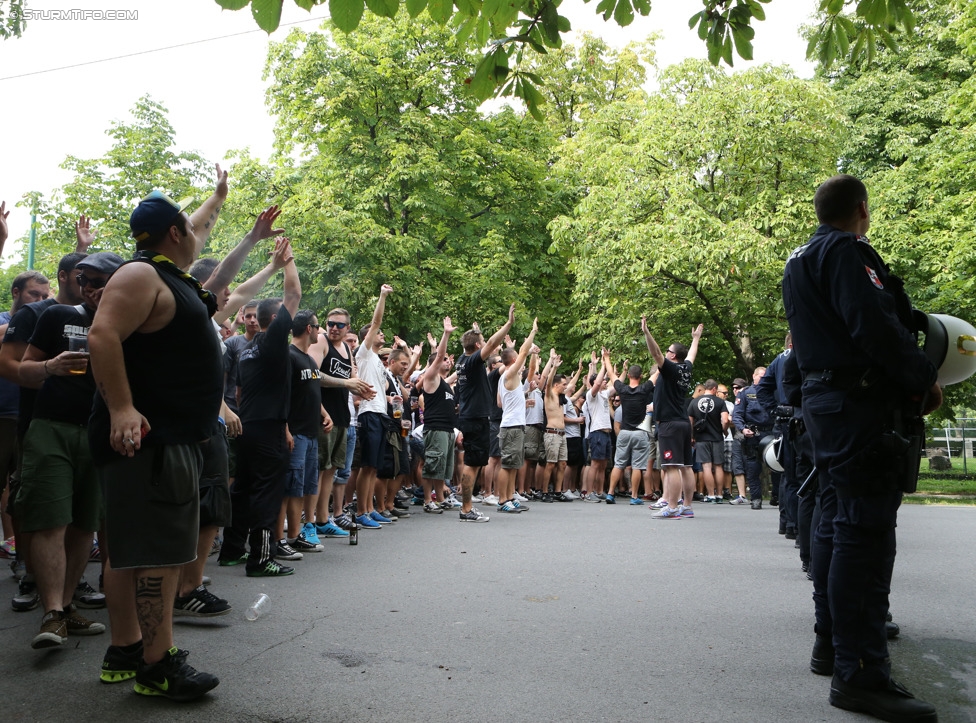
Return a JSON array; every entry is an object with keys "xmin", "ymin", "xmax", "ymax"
[
  {"xmin": 62, "ymin": 324, "xmax": 89, "ymax": 337},
  {"xmin": 299, "ymin": 368, "xmax": 319, "ymax": 381},
  {"xmin": 327, "ymin": 357, "xmax": 351, "ymax": 379},
  {"xmin": 696, "ymin": 397, "xmax": 716, "ymax": 414},
  {"xmin": 865, "ymin": 266, "xmax": 884, "ymax": 289}
]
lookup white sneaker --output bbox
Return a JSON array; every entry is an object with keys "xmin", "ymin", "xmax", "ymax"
[
  {"xmin": 513, "ymin": 491, "xmax": 528, "ymax": 503},
  {"xmin": 440, "ymin": 494, "xmax": 463, "ymax": 509},
  {"xmin": 472, "ymin": 494, "xmax": 484, "ymax": 503},
  {"xmin": 564, "ymin": 489, "xmax": 580, "ymax": 500},
  {"xmin": 482, "ymin": 494, "xmax": 499, "ymax": 506}
]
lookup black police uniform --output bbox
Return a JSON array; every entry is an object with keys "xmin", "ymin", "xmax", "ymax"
[
  {"xmin": 731, "ymin": 381, "xmax": 771, "ymax": 506},
  {"xmin": 756, "ymin": 350, "xmax": 795, "ymax": 532},
  {"xmin": 783, "ymin": 224, "xmax": 936, "ymax": 691}
]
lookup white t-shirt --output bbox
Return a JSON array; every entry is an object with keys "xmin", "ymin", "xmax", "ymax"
[
  {"xmin": 525, "ymin": 387, "xmax": 545, "ymax": 425},
  {"xmin": 564, "ymin": 400, "xmax": 581, "ymax": 439},
  {"xmin": 587, "ymin": 388, "xmax": 611, "ymax": 431},
  {"xmin": 355, "ymin": 344, "xmax": 389, "ymax": 416}
]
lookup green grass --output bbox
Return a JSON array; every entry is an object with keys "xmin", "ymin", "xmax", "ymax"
[{"xmin": 907, "ymin": 455, "xmax": 976, "ymax": 504}]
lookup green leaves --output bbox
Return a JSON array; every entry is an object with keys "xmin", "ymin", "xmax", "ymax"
[
  {"xmin": 251, "ymin": 0, "xmax": 284, "ymax": 32},
  {"xmin": 808, "ymin": 0, "xmax": 916, "ymax": 68},
  {"xmin": 689, "ymin": 0, "xmax": 767, "ymax": 67},
  {"xmin": 330, "ymin": 0, "xmax": 364, "ymax": 31}
]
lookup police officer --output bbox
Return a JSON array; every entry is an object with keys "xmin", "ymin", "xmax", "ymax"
[
  {"xmin": 731, "ymin": 366, "xmax": 772, "ymax": 510},
  {"xmin": 783, "ymin": 174, "xmax": 941, "ymax": 722},
  {"xmin": 756, "ymin": 335, "xmax": 797, "ymax": 537}
]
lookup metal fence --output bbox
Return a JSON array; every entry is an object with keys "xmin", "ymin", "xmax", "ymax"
[{"xmin": 928, "ymin": 417, "xmax": 976, "ymax": 474}]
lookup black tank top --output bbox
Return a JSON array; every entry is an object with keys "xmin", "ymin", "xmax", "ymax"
[
  {"xmin": 90, "ymin": 255, "xmax": 222, "ymax": 462},
  {"xmin": 422, "ymin": 377, "xmax": 457, "ymax": 432},
  {"xmin": 320, "ymin": 341, "xmax": 352, "ymax": 427}
]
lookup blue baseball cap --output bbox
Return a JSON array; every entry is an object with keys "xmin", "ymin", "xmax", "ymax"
[{"xmin": 129, "ymin": 190, "xmax": 195, "ymax": 242}]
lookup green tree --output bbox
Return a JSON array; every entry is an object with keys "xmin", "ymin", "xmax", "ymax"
[
  {"xmin": 16, "ymin": 97, "xmax": 211, "ymax": 274},
  {"xmin": 263, "ymin": 15, "xmax": 573, "ymax": 346},
  {"xmin": 216, "ymin": 0, "xmax": 917, "ymax": 106},
  {"xmin": 550, "ymin": 61, "xmax": 848, "ymax": 381}
]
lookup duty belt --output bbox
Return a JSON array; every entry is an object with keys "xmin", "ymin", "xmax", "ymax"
[{"xmin": 803, "ymin": 368, "xmax": 879, "ymax": 390}]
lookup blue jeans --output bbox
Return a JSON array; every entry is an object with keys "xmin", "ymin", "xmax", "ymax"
[{"xmin": 286, "ymin": 434, "xmax": 319, "ymax": 497}]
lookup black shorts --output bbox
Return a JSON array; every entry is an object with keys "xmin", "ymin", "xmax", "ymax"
[
  {"xmin": 99, "ymin": 443, "xmax": 202, "ymax": 569},
  {"xmin": 567, "ymin": 437, "xmax": 584, "ymax": 467},
  {"xmin": 658, "ymin": 419, "xmax": 693, "ymax": 466},
  {"xmin": 488, "ymin": 420, "xmax": 501, "ymax": 458},
  {"xmin": 459, "ymin": 417, "xmax": 489, "ymax": 468},
  {"xmin": 198, "ymin": 430, "xmax": 231, "ymax": 528},
  {"xmin": 357, "ymin": 412, "xmax": 389, "ymax": 470}
]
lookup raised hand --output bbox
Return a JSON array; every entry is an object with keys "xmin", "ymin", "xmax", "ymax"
[
  {"xmin": 504, "ymin": 334, "xmax": 515, "ymax": 349},
  {"xmin": 507, "ymin": 303, "xmax": 515, "ymax": 325},
  {"xmin": 692, "ymin": 323, "xmax": 704, "ymax": 339},
  {"xmin": 214, "ymin": 163, "xmax": 229, "ymax": 200},
  {"xmin": 444, "ymin": 316, "xmax": 456, "ymax": 333},
  {"xmin": 75, "ymin": 215, "xmax": 96, "ymax": 252},
  {"xmin": 380, "ymin": 283, "xmax": 393, "ymax": 296},
  {"xmin": 252, "ymin": 205, "xmax": 284, "ymax": 242}
]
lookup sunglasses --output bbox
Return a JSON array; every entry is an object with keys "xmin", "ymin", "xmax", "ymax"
[
  {"xmin": 76, "ymin": 273, "xmax": 108, "ymax": 289},
  {"xmin": 732, "ymin": 385, "xmax": 741, "ymax": 390},
  {"xmin": 327, "ymin": 321, "xmax": 347, "ymax": 329},
  {"xmin": 309, "ymin": 324, "xmax": 320, "ymax": 330}
]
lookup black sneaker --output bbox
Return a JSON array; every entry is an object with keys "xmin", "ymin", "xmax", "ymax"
[
  {"xmin": 274, "ymin": 541, "xmax": 303, "ymax": 561},
  {"xmin": 73, "ymin": 579, "xmax": 106, "ymax": 609},
  {"xmin": 290, "ymin": 533, "xmax": 324, "ymax": 553},
  {"xmin": 218, "ymin": 552, "xmax": 248, "ymax": 567},
  {"xmin": 393, "ymin": 498, "xmax": 409, "ymax": 510},
  {"xmin": 101, "ymin": 642, "xmax": 143, "ymax": 683},
  {"xmin": 174, "ymin": 585, "xmax": 232, "ymax": 617},
  {"xmin": 133, "ymin": 647, "xmax": 219, "ymax": 701},
  {"xmin": 246, "ymin": 560, "xmax": 295, "ymax": 577}
]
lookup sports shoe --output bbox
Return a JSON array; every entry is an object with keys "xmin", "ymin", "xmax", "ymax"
[
  {"xmin": 650, "ymin": 499, "xmax": 668, "ymax": 509},
  {"xmin": 64, "ymin": 605, "xmax": 106, "ymax": 635},
  {"xmin": 0, "ymin": 536, "xmax": 15, "ymax": 558},
  {"xmin": 209, "ymin": 536, "xmax": 221, "ymax": 556},
  {"xmin": 541, "ymin": 492, "xmax": 554, "ymax": 503},
  {"xmin": 89, "ymin": 538, "xmax": 101, "ymax": 562},
  {"xmin": 692, "ymin": 492, "xmax": 705, "ymax": 502},
  {"xmin": 481, "ymin": 494, "xmax": 499, "ymax": 506},
  {"xmin": 275, "ymin": 541, "xmax": 304, "ymax": 561},
  {"xmin": 585, "ymin": 492, "xmax": 601, "ymax": 502},
  {"xmin": 101, "ymin": 642, "xmax": 143, "ymax": 683},
  {"xmin": 678, "ymin": 504, "xmax": 695, "ymax": 518},
  {"xmin": 440, "ymin": 494, "xmax": 463, "ymax": 510},
  {"xmin": 629, "ymin": 497, "xmax": 643, "ymax": 505},
  {"xmin": 423, "ymin": 502, "xmax": 444, "ymax": 514},
  {"xmin": 558, "ymin": 491, "xmax": 575, "ymax": 502},
  {"xmin": 605, "ymin": 494, "xmax": 616, "ymax": 504},
  {"xmin": 459, "ymin": 508, "xmax": 490, "ymax": 523},
  {"xmin": 651, "ymin": 506, "xmax": 682, "ymax": 520},
  {"xmin": 174, "ymin": 586, "xmax": 232, "ymax": 617},
  {"xmin": 31, "ymin": 610, "xmax": 68, "ymax": 649},
  {"xmin": 332, "ymin": 514, "xmax": 355, "ymax": 531},
  {"xmin": 472, "ymin": 494, "xmax": 484, "ymax": 503},
  {"xmin": 246, "ymin": 560, "xmax": 295, "ymax": 577},
  {"xmin": 512, "ymin": 499, "xmax": 530, "ymax": 512},
  {"xmin": 411, "ymin": 496, "xmax": 425, "ymax": 506},
  {"xmin": 317, "ymin": 520, "xmax": 350, "ymax": 537},
  {"xmin": 10, "ymin": 558, "xmax": 26, "ymax": 580},
  {"xmin": 751, "ymin": 499, "xmax": 763, "ymax": 510},
  {"xmin": 356, "ymin": 513, "xmax": 382, "ymax": 528},
  {"xmin": 389, "ymin": 507, "xmax": 410, "ymax": 518},
  {"xmin": 369, "ymin": 510, "xmax": 393, "ymax": 525},
  {"xmin": 134, "ymin": 646, "xmax": 219, "ymax": 701},
  {"xmin": 498, "ymin": 500, "xmax": 521, "ymax": 513},
  {"xmin": 73, "ymin": 579, "xmax": 106, "ymax": 609},
  {"xmin": 12, "ymin": 575, "xmax": 39, "ymax": 612},
  {"xmin": 729, "ymin": 496, "xmax": 748, "ymax": 505},
  {"xmin": 218, "ymin": 552, "xmax": 248, "ymax": 566},
  {"xmin": 393, "ymin": 498, "xmax": 409, "ymax": 510},
  {"xmin": 290, "ymin": 533, "xmax": 324, "ymax": 552},
  {"xmin": 302, "ymin": 522, "xmax": 322, "ymax": 545}
]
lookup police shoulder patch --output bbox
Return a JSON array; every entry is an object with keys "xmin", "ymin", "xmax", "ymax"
[{"xmin": 865, "ymin": 266, "xmax": 884, "ymax": 290}]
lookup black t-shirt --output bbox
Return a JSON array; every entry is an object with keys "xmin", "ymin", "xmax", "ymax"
[
  {"xmin": 653, "ymin": 358, "xmax": 693, "ymax": 422},
  {"xmin": 222, "ymin": 334, "xmax": 250, "ymax": 412},
  {"xmin": 288, "ymin": 345, "xmax": 321, "ymax": 437},
  {"xmin": 320, "ymin": 341, "xmax": 352, "ymax": 427},
  {"xmin": 423, "ymin": 377, "xmax": 458, "ymax": 432},
  {"xmin": 687, "ymin": 393, "xmax": 726, "ymax": 442},
  {"xmin": 455, "ymin": 351, "xmax": 490, "ymax": 420},
  {"xmin": 4, "ymin": 297, "xmax": 58, "ymax": 435},
  {"xmin": 487, "ymin": 367, "xmax": 503, "ymax": 422},
  {"xmin": 613, "ymin": 379, "xmax": 654, "ymax": 431},
  {"xmin": 239, "ymin": 306, "xmax": 293, "ymax": 424},
  {"xmin": 29, "ymin": 304, "xmax": 96, "ymax": 426}
]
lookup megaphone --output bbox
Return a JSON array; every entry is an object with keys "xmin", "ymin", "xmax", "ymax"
[
  {"xmin": 760, "ymin": 435, "xmax": 785, "ymax": 472},
  {"xmin": 638, "ymin": 413, "xmax": 653, "ymax": 433},
  {"xmin": 915, "ymin": 312, "xmax": 976, "ymax": 386}
]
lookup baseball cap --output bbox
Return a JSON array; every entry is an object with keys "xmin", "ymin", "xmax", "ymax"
[
  {"xmin": 732, "ymin": 378, "xmax": 748, "ymax": 389},
  {"xmin": 378, "ymin": 347, "xmax": 394, "ymax": 356},
  {"xmin": 130, "ymin": 190, "xmax": 195, "ymax": 242},
  {"xmin": 75, "ymin": 251, "xmax": 126, "ymax": 275}
]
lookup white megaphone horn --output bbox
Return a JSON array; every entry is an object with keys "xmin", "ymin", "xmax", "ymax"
[{"xmin": 914, "ymin": 311, "xmax": 976, "ymax": 386}]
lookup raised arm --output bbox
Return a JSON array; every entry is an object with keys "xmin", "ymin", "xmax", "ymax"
[
  {"xmin": 423, "ymin": 317, "xmax": 456, "ymax": 393},
  {"xmin": 543, "ymin": 350, "xmax": 562, "ymax": 397},
  {"xmin": 588, "ymin": 358, "xmax": 607, "ymax": 401},
  {"xmin": 642, "ymin": 315, "xmax": 665, "ymax": 368},
  {"xmin": 204, "ymin": 204, "xmax": 284, "ymax": 293},
  {"xmin": 362, "ymin": 284, "xmax": 393, "ymax": 352},
  {"xmin": 503, "ymin": 318, "xmax": 538, "ymax": 389},
  {"xmin": 687, "ymin": 323, "xmax": 704, "ymax": 364},
  {"xmin": 74, "ymin": 214, "xmax": 95, "ymax": 254},
  {"xmin": 189, "ymin": 163, "xmax": 229, "ymax": 257},
  {"xmin": 602, "ymin": 347, "xmax": 619, "ymax": 386},
  {"xmin": 213, "ymin": 236, "xmax": 291, "ymax": 325},
  {"xmin": 280, "ymin": 239, "xmax": 301, "ymax": 318},
  {"xmin": 481, "ymin": 303, "xmax": 515, "ymax": 360}
]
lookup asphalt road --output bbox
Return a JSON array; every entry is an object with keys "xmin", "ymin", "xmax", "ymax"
[{"xmin": 2, "ymin": 500, "xmax": 974, "ymax": 722}]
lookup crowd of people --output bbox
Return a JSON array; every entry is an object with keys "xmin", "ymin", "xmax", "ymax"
[{"xmin": 0, "ymin": 171, "xmax": 943, "ymax": 722}]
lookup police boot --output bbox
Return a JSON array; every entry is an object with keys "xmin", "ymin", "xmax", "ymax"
[
  {"xmin": 829, "ymin": 675, "xmax": 937, "ymax": 723},
  {"xmin": 750, "ymin": 499, "xmax": 762, "ymax": 510},
  {"xmin": 810, "ymin": 634, "xmax": 834, "ymax": 676}
]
